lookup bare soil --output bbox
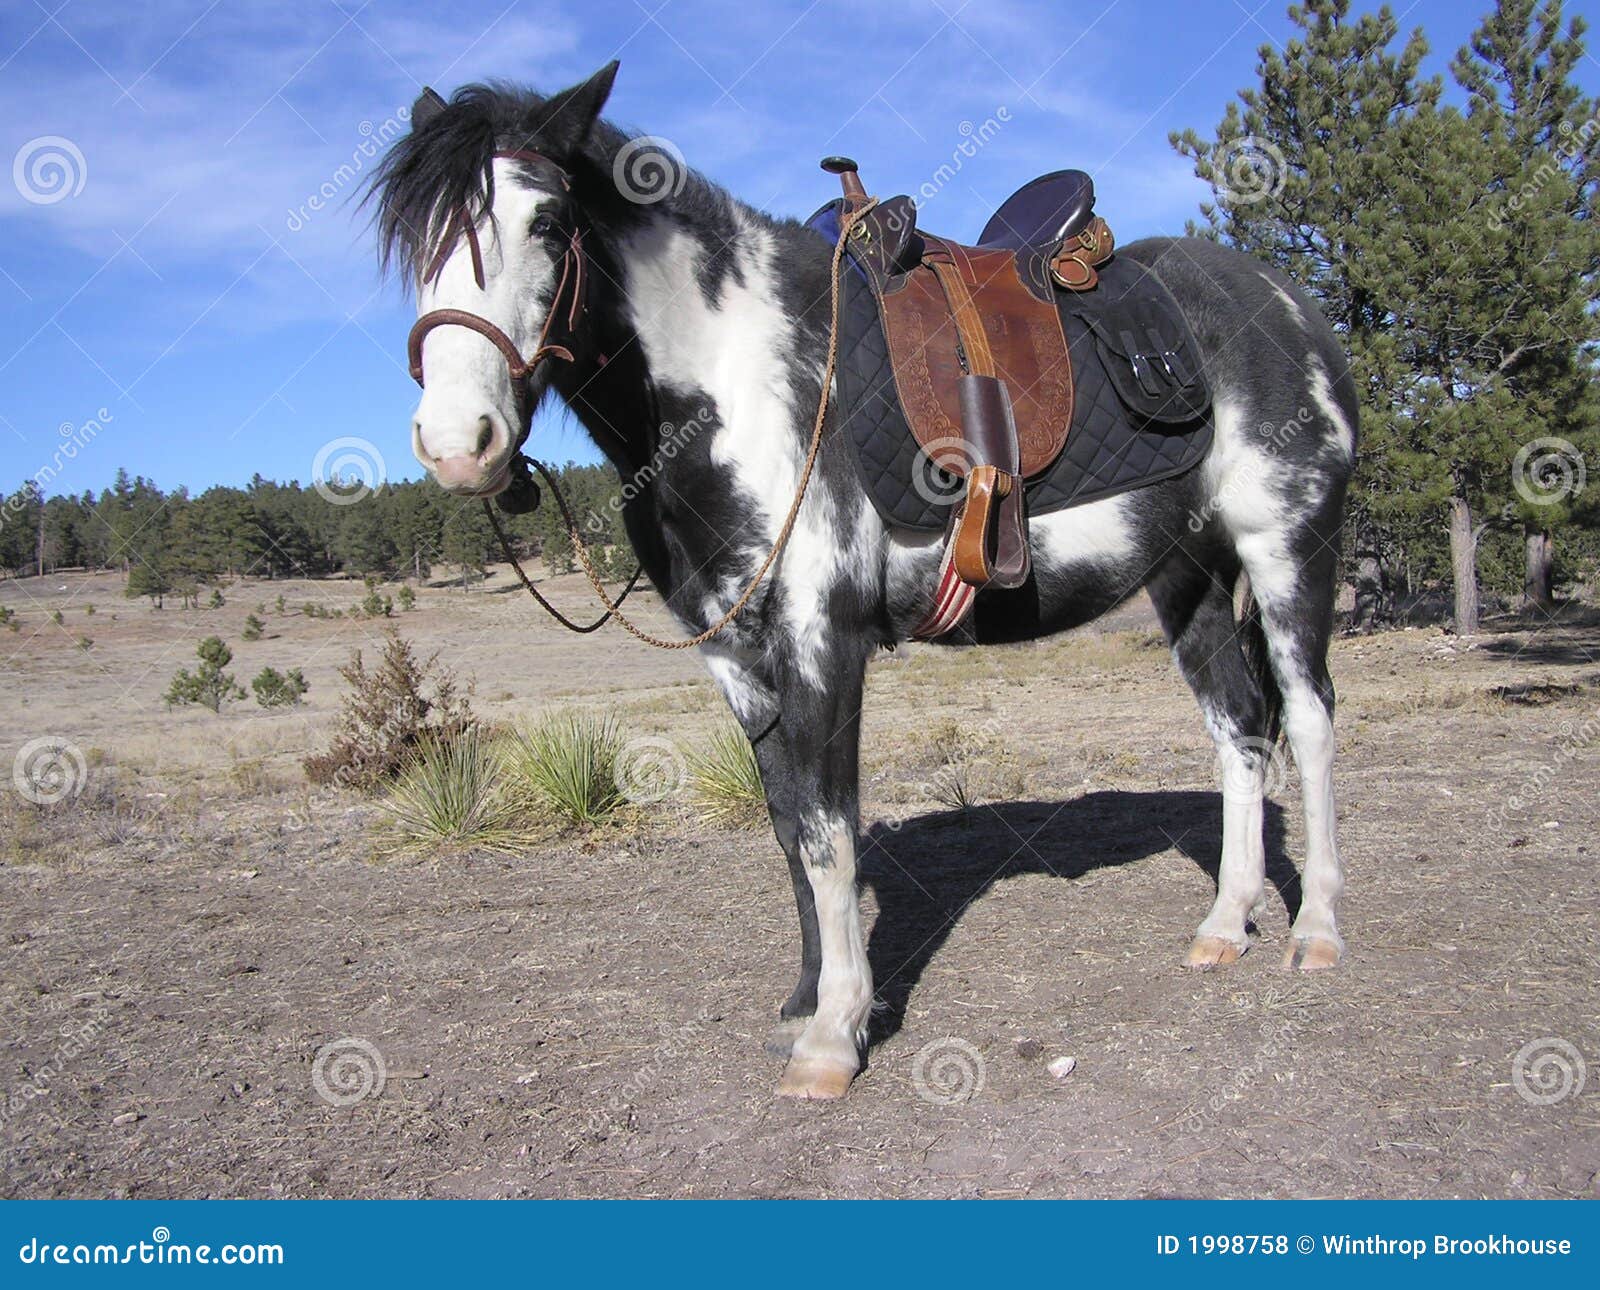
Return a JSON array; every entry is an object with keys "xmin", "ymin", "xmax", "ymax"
[{"xmin": 2, "ymin": 569, "xmax": 1597, "ymax": 1198}]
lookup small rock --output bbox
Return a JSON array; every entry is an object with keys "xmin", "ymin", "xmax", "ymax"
[
  {"xmin": 1542, "ymin": 820, "xmax": 1560, "ymax": 829},
  {"xmin": 111, "ymin": 1111, "xmax": 141, "ymax": 1126},
  {"xmin": 1510, "ymin": 1170, "xmax": 1527, "ymax": 1187},
  {"xmin": 1014, "ymin": 1039, "xmax": 1044, "ymax": 1061},
  {"xmin": 514, "ymin": 1071, "xmax": 540, "ymax": 1085},
  {"xmin": 1048, "ymin": 1056, "xmax": 1077, "ymax": 1079}
]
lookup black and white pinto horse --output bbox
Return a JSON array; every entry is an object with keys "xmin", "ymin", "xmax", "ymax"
[{"xmin": 375, "ymin": 64, "xmax": 1356, "ymax": 1100}]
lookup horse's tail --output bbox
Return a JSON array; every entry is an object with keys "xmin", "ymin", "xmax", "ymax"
[{"xmin": 1238, "ymin": 579, "xmax": 1283, "ymax": 746}]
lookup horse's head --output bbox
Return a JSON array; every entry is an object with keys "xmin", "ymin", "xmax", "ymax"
[{"xmin": 373, "ymin": 63, "xmax": 619, "ymax": 497}]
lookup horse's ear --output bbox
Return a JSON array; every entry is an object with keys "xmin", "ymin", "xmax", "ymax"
[
  {"xmin": 539, "ymin": 61, "xmax": 619, "ymax": 152},
  {"xmin": 411, "ymin": 86, "xmax": 448, "ymax": 130}
]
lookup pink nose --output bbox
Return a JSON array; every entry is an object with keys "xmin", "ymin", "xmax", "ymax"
[
  {"xmin": 416, "ymin": 413, "xmax": 509, "ymax": 493},
  {"xmin": 432, "ymin": 454, "xmax": 501, "ymax": 491}
]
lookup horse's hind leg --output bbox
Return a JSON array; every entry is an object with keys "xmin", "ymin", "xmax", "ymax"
[
  {"xmin": 1149, "ymin": 559, "xmax": 1270, "ymax": 967},
  {"xmin": 1236, "ymin": 529, "xmax": 1344, "ymax": 970}
]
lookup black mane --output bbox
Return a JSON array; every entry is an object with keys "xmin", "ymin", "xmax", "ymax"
[{"xmin": 367, "ymin": 81, "xmax": 746, "ymax": 286}]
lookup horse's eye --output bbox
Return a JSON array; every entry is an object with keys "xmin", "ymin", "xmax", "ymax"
[{"xmin": 530, "ymin": 212, "xmax": 556, "ymax": 238}]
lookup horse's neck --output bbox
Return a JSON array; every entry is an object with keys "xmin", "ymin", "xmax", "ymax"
[{"xmin": 612, "ymin": 205, "xmax": 818, "ymax": 475}]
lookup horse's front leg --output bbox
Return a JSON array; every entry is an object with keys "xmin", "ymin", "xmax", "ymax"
[
  {"xmin": 702, "ymin": 643, "xmax": 872, "ymax": 1097},
  {"xmin": 721, "ymin": 644, "xmax": 872, "ymax": 1099}
]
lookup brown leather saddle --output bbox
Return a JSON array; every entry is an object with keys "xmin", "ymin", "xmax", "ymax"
[{"xmin": 820, "ymin": 157, "xmax": 1115, "ymax": 592}]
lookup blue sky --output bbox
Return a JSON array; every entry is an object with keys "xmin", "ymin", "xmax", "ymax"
[{"xmin": 2, "ymin": 0, "xmax": 1588, "ymax": 499}]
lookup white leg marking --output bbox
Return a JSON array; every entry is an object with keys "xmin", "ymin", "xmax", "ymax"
[
  {"xmin": 1190, "ymin": 713, "xmax": 1266, "ymax": 962},
  {"xmin": 1281, "ymin": 685, "xmax": 1343, "ymax": 957},
  {"xmin": 781, "ymin": 813, "xmax": 871, "ymax": 1095}
]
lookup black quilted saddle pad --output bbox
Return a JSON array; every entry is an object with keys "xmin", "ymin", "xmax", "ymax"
[{"xmin": 816, "ymin": 211, "xmax": 1214, "ymax": 533}]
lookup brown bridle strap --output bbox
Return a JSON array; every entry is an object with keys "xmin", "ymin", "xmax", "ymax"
[
  {"xmin": 408, "ymin": 148, "xmax": 582, "ymax": 389},
  {"xmin": 407, "ymin": 226, "xmax": 583, "ymax": 386}
]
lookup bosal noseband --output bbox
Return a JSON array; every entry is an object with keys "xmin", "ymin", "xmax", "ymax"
[{"xmin": 406, "ymin": 150, "xmax": 586, "ymax": 400}]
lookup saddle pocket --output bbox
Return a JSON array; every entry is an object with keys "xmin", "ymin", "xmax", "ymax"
[{"xmin": 1072, "ymin": 295, "xmax": 1209, "ymax": 428}]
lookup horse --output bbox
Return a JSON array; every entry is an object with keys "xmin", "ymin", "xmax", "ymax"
[{"xmin": 372, "ymin": 62, "xmax": 1357, "ymax": 1101}]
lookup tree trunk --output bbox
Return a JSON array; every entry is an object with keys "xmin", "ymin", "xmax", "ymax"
[
  {"xmin": 1449, "ymin": 495, "xmax": 1480, "ymax": 635},
  {"xmin": 1522, "ymin": 525, "xmax": 1554, "ymax": 614}
]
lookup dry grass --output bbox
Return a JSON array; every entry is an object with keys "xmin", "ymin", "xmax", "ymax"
[{"xmin": 687, "ymin": 724, "xmax": 766, "ymax": 829}]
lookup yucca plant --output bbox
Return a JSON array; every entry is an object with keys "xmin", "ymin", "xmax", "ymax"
[
  {"xmin": 688, "ymin": 724, "xmax": 767, "ymax": 829},
  {"xmin": 378, "ymin": 727, "xmax": 527, "ymax": 856},
  {"xmin": 502, "ymin": 713, "xmax": 625, "ymax": 828}
]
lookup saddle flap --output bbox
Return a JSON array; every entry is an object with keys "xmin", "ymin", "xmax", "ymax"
[{"xmin": 875, "ymin": 248, "xmax": 1072, "ymax": 479}]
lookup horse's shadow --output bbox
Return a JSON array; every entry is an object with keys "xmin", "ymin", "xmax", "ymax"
[{"xmin": 858, "ymin": 790, "xmax": 1296, "ymax": 1046}]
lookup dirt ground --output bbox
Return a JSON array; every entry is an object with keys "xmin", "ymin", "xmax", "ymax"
[{"xmin": 2, "ymin": 567, "xmax": 1597, "ymax": 1198}]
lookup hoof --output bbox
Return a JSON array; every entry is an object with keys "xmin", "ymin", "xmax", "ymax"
[
  {"xmin": 1282, "ymin": 935, "xmax": 1342, "ymax": 971},
  {"xmin": 1185, "ymin": 934, "xmax": 1246, "ymax": 969},
  {"xmin": 764, "ymin": 1016, "xmax": 808, "ymax": 1060},
  {"xmin": 775, "ymin": 1057, "xmax": 856, "ymax": 1101}
]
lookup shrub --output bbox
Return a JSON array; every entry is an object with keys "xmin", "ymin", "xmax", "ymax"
[
  {"xmin": 359, "ymin": 578, "xmax": 392, "ymax": 619},
  {"xmin": 502, "ymin": 714, "xmax": 624, "ymax": 827},
  {"xmin": 75, "ymin": 634, "xmax": 93, "ymax": 652},
  {"xmin": 397, "ymin": 585, "xmax": 416, "ymax": 612},
  {"xmin": 84, "ymin": 604, "xmax": 95, "ymax": 616},
  {"xmin": 164, "ymin": 636, "xmax": 245, "ymax": 712},
  {"xmin": 688, "ymin": 725, "xmax": 767, "ymax": 828},
  {"xmin": 241, "ymin": 613, "xmax": 265, "ymax": 641},
  {"xmin": 50, "ymin": 609, "xmax": 63, "ymax": 625},
  {"xmin": 252, "ymin": 666, "xmax": 309, "ymax": 708},
  {"xmin": 274, "ymin": 594, "xmax": 286, "ymax": 615},
  {"xmin": 207, "ymin": 589, "xmax": 225, "ymax": 609},
  {"xmin": 377, "ymin": 728, "xmax": 530, "ymax": 856},
  {"xmin": 303, "ymin": 632, "xmax": 476, "ymax": 789},
  {"xmin": 0, "ymin": 606, "xmax": 14, "ymax": 632}
]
